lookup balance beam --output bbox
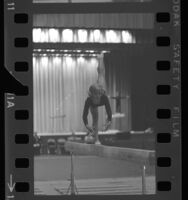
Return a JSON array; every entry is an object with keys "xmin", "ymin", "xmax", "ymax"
[{"xmin": 64, "ymin": 141, "xmax": 155, "ymax": 166}]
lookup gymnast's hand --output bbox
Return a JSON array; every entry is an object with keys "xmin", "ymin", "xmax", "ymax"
[{"xmin": 103, "ymin": 120, "xmax": 112, "ymax": 131}]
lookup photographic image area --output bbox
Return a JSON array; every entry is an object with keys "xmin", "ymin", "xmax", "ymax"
[{"xmin": 33, "ymin": 12, "xmax": 156, "ymax": 195}]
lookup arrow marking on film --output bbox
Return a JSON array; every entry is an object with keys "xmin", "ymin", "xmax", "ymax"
[{"xmin": 7, "ymin": 174, "xmax": 15, "ymax": 193}]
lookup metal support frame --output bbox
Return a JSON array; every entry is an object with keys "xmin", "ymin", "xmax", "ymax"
[
  {"xmin": 66, "ymin": 152, "xmax": 78, "ymax": 195},
  {"xmin": 141, "ymin": 165, "xmax": 146, "ymax": 194},
  {"xmin": 65, "ymin": 141, "xmax": 153, "ymax": 195}
]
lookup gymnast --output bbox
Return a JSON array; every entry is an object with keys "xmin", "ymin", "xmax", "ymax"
[{"xmin": 82, "ymin": 54, "xmax": 112, "ymax": 144}]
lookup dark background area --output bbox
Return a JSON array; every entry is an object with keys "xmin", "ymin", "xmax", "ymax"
[{"xmin": 131, "ymin": 48, "xmax": 156, "ymax": 130}]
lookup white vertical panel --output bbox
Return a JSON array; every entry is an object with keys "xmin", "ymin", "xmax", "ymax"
[{"xmin": 33, "ymin": 56, "xmax": 102, "ymax": 134}]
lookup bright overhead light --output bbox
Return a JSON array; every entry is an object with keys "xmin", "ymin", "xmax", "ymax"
[
  {"xmin": 90, "ymin": 57, "xmax": 98, "ymax": 65},
  {"xmin": 62, "ymin": 29, "xmax": 73, "ymax": 43},
  {"xmin": 49, "ymin": 28, "xmax": 60, "ymax": 43},
  {"xmin": 54, "ymin": 56, "xmax": 61, "ymax": 64},
  {"xmin": 33, "ymin": 57, "xmax": 36, "ymax": 65},
  {"xmin": 106, "ymin": 30, "xmax": 120, "ymax": 43},
  {"xmin": 33, "ymin": 28, "xmax": 137, "ymax": 44},
  {"xmin": 33, "ymin": 28, "xmax": 41, "ymax": 43},
  {"xmin": 86, "ymin": 50, "xmax": 95, "ymax": 53},
  {"xmin": 42, "ymin": 29, "xmax": 49, "ymax": 42},
  {"xmin": 33, "ymin": 28, "xmax": 48, "ymax": 43},
  {"xmin": 77, "ymin": 56, "xmax": 84, "ymax": 63},
  {"xmin": 102, "ymin": 50, "xmax": 110, "ymax": 53},
  {"xmin": 77, "ymin": 29, "xmax": 88, "ymax": 43},
  {"xmin": 41, "ymin": 57, "xmax": 48, "ymax": 66},
  {"xmin": 93, "ymin": 29, "xmax": 101, "ymax": 42},
  {"xmin": 122, "ymin": 31, "xmax": 133, "ymax": 43},
  {"xmin": 65, "ymin": 57, "xmax": 73, "ymax": 66}
]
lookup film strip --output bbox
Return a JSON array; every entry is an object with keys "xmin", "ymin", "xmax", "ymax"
[{"xmin": 4, "ymin": 0, "xmax": 181, "ymax": 199}]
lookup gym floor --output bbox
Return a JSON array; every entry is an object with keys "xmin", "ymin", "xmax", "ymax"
[{"xmin": 34, "ymin": 155, "xmax": 156, "ymax": 195}]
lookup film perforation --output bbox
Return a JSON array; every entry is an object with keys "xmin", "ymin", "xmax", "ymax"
[
  {"xmin": 157, "ymin": 61, "xmax": 171, "ymax": 71},
  {"xmin": 157, "ymin": 133, "xmax": 171, "ymax": 143},
  {"xmin": 14, "ymin": 38, "xmax": 29, "ymax": 47},
  {"xmin": 156, "ymin": 12, "xmax": 170, "ymax": 23},
  {"xmin": 15, "ymin": 134, "xmax": 29, "ymax": 144},
  {"xmin": 155, "ymin": 8, "xmax": 173, "ymax": 195},
  {"xmin": 14, "ymin": 13, "xmax": 29, "ymax": 24},
  {"xmin": 157, "ymin": 85, "xmax": 171, "ymax": 95},
  {"xmin": 156, "ymin": 36, "xmax": 171, "ymax": 47},
  {"xmin": 157, "ymin": 181, "xmax": 171, "ymax": 191},
  {"xmin": 157, "ymin": 109, "xmax": 171, "ymax": 119},
  {"xmin": 157, "ymin": 157, "xmax": 171, "ymax": 167},
  {"xmin": 15, "ymin": 182, "xmax": 30, "ymax": 192},
  {"xmin": 15, "ymin": 110, "xmax": 29, "ymax": 120},
  {"xmin": 15, "ymin": 158, "xmax": 29, "ymax": 168},
  {"xmin": 14, "ymin": 62, "xmax": 29, "ymax": 72}
]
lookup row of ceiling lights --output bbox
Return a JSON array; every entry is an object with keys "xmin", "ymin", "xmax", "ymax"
[
  {"xmin": 33, "ymin": 53, "xmax": 101, "ymax": 57},
  {"xmin": 33, "ymin": 49, "xmax": 109, "ymax": 53},
  {"xmin": 33, "ymin": 28, "xmax": 135, "ymax": 43}
]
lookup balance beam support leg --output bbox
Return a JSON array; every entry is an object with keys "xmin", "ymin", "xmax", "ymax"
[
  {"xmin": 66, "ymin": 153, "xmax": 78, "ymax": 195},
  {"xmin": 142, "ymin": 165, "xmax": 146, "ymax": 194}
]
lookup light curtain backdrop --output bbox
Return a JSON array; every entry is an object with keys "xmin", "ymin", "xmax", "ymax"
[
  {"xmin": 33, "ymin": 53, "xmax": 131, "ymax": 134},
  {"xmin": 33, "ymin": 56, "xmax": 99, "ymax": 133},
  {"xmin": 33, "ymin": 13, "xmax": 154, "ymax": 134}
]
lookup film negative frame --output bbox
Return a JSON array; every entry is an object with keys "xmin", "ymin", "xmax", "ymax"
[{"xmin": 4, "ymin": 0, "xmax": 181, "ymax": 199}]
